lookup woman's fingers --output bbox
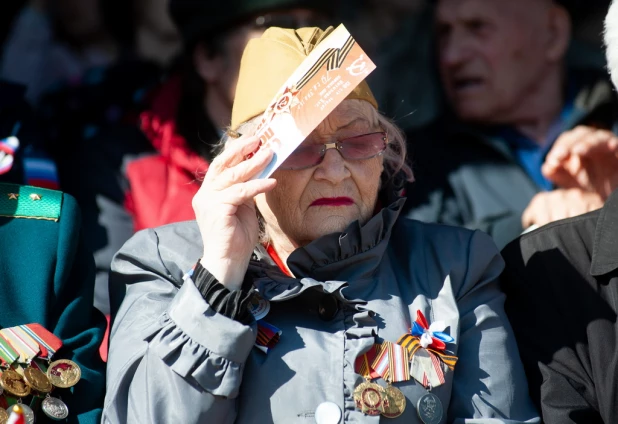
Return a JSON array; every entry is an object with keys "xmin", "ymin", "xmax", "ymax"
[
  {"xmin": 217, "ymin": 179, "xmax": 277, "ymax": 207},
  {"xmin": 207, "ymin": 135, "xmax": 262, "ymax": 178},
  {"xmin": 212, "ymin": 147, "xmax": 274, "ymax": 190}
]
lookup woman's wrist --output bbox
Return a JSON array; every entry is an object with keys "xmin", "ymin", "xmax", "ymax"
[
  {"xmin": 192, "ymin": 262, "xmax": 254, "ymax": 324},
  {"xmin": 199, "ymin": 257, "xmax": 249, "ymax": 291}
]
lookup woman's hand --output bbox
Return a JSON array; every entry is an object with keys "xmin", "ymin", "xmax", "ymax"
[{"xmin": 193, "ymin": 135, "xmax": 276, "ymax": 290}]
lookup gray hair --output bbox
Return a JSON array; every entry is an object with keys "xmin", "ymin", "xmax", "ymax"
[
  {"xmin": 217, "ymin": 103, "xmax": 414, "ymax": 183},
  {"xmin": 605, "ymin": 0, "xmax": 618, "ymax": 89}
]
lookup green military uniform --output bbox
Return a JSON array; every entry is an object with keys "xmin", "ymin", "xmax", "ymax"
[{"xmin": 0, "ymin": 183, "xmax": 105, "ymax": 423}]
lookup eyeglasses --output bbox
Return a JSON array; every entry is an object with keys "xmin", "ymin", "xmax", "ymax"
[{"xmin": 280, "ymin": 132, "xmax": 388, "ymax": 170}]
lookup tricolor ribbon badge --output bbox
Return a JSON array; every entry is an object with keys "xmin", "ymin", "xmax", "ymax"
[
  {"xmin": 398, "ymin": 310, "xmax": 458, "ymax": 389},
  {"xmin": 0, "ymin": 136, "xmax": 19, "ymax": 175},
  {"xmin": 410, "ymin": 310, "xmax": 454, "ymax": 351}
]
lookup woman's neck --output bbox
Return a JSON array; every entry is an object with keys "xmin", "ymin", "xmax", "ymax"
[{"xmin": 265, "ymin": 229, "xmax": 298, "ymax": 275}]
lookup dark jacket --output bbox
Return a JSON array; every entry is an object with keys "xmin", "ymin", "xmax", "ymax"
[
  {"xmin": 501, "ymin": 188, "xmax": 618, "ymax": 424},
  {"xmin": 403, "ymin": 71, "xmax": 618, "ymax": 249},
  {"xmin": 0, "ymin": 183, "xmax": 107, "ymax": 423}
]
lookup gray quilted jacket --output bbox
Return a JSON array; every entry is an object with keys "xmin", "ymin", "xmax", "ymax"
[{"xmin": 102, "ymin": 199, "xmax": 539, "ymax": 424}]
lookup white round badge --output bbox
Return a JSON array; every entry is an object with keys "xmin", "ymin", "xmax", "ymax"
[
  {"xmin": 314, "ymin": 401, "xmax": 342, "ymax": 424},
  {"xmin": 248, "ymin": 294, "xmax": 270, "ymax": 321}
]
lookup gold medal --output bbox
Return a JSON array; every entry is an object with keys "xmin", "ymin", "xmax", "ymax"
[
  {"xmin": 23, "ymin": 366, "xmax": 52, "ymax": 393},
  {"xmin": 353, "ymin": 381, "xmax": 389, "ymax": 416},
  {"xmin": 0, "ymin": 407, "xmax": 8, "ymax": 424},
  {"xmin": 47, "ymin": 359, "xmax": 81, "ymax": 388},
  {"xmin": 0, "ymin": 369, "xmax": 31, "ymax": 397},
  {"xmin": 381, "ymin": 384, "xmax": 407, "ymax": 418}
]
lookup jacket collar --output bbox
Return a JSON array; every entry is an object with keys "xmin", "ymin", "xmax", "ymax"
[
  {"xmin": 248, "ymin": 197, "xmax": 406, "ymax": 302},
  {"xmin": 590, "ymin": 189, "xmax": 618, "ymax": 276}
]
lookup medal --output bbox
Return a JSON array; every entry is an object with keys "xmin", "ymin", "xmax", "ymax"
[
  {"xmin": 382, "ymin": 384, "xmax": 406, "ymax": 419},
  {"xmin": 0, "ymin": 369, "xmax": 31, "ymax": 397},
  {"xmin": 398, "ymin": 311, "xmax": 458, "ymax": 391},
  {"xmin": 417, "ymin": 392, "xmax": 443, "ymax": 424},
  {"xmin": 0, "ymin": 408, "xmax": 8, "ymax": 424},
  {"xmin": 369, "ymin": 342, "xmax": 409, "ymax": 419},
  {"xmin": 249, "ymin": 294, "xmax": 270, "ymax": 321},
  {"xmin": 6, "ymin": 404, "xmax": 35, "ymax": 424},
  {"xmin": 353, "ymin": 344, "xmax": 388, "ymax": 415},
  {"xmin": 23, "ymin": 366, "xmax": 52, "ymax": 393},
  {"xmin": 47, "ymin": 359, "xmax": 81, "ymax": 388},
  {"xmin": 42, "ymin": 395, "xmax": 69, "ymax": 421},
  {"xmin": 353, "ymin": 381, "xmax": 388, "ymax": 416}
]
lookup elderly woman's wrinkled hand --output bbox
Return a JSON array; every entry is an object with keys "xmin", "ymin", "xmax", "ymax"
[
  {"xmin": 192, "ymin": 135, "xmax": 276, "ymax": 290},
  {"xmin": 542, "ymin": 125, "xmax": 618, "ymax": 200}
]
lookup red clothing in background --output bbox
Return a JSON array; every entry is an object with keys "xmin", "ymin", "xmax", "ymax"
[{"xmin": 125, "ymin": 76, "xmax": 209, "ymax": 231}]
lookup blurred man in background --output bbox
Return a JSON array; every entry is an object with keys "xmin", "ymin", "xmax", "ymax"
[{"xmin": 404, "ymin": 0, "xmax": 618, "ymax": 248}]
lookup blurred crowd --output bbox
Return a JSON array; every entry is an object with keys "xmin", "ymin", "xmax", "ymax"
[
  {"xmin": 0, "ymin": 0, "xmax": 615, "ymax": 317},
  {"xmin": 1, "ymin": 0, "xmax": 618, "ymax": 422}
]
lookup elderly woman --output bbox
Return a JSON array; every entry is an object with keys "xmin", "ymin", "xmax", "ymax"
[{"xmin": 103, "ymin": 27, "xmax": 539, "ymax": 423}]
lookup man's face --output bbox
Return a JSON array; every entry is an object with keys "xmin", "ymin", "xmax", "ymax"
[{"xmin": 436, "ymin": 0, "xmax": 557, "ymax": 124}]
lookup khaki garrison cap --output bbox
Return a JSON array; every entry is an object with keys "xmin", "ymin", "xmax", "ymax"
[{"xmin": 231, "ymin": 26, "xmax": 378, "ymax": 131}]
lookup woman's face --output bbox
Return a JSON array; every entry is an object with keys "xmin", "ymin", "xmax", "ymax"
[{"xmin": 255, "ymin": 100, "xmax": 384, "ymax": 247}]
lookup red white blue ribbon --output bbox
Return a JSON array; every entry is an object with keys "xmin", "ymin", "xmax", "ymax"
[
  {"xmin": 410, "ymin": 310, "xmax": 454, "ymax": 351},
  {"xmin": 0, "ymin": 136, "xmax": 19, "ymax": 175}
]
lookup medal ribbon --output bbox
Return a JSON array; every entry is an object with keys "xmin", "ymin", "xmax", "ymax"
[
  {"xmin": 255, "ymin": 320, "xmax": 281, "ymax": 354},
  {"xmin": 371, "ymin": 342, "xmax": 390, "ymax": 378},
  {"xmin": 0, "ymin": 327, "xmax": 40, "ymax": 363},
  {"xmin": 371, "ymin": 342, "xmax": 410, "ymax": 383},
  {"xmin": 18, "ymin": 324, "xmax": 63, "ymax": 361},
  {"xmin": 397, "ymin": 334, "xmax": 458, "ymax": 371},
  {"xmin": 354, "ymin": 344, "xmax": 381, "ymax": 380},
  {"xmin": 387, "ymin": 342, "xmax": 410, "ymax": 382},
  {"xmin": 0, "ymin": 335, "xmax": 18, "ymax": 366}
]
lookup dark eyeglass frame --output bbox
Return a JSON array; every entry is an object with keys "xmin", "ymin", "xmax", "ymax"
[{"xmin": 280, "ymin": 131, "xmax": 388, "ymax": 171}]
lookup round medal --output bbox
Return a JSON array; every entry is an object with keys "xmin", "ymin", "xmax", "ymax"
[
  {"xmin": 6, "ymin": 404, "xmax": 35, "ymax": 424},
  {"xmin": 47, "ymin": 359, "xmax": 81, "ymax": 388},
  {"xmin": 24, "ymin": 367, "xmax": 52, "ymax": 393},
  {"xmin": 381, "ymin": 385, "xmax": 407, "ymax": 419},
  {"xmin": 0, "ymin": 370, "xmax": 31, "ymax": 397},
  {"xmin": 248, "ymin": 294, "xmax": 270, "ymax": 321},
  {"xmin": 353, "ymin": 381, "xmax": 388, "ymax": 416},
  {"xmin": 42, "ymin": 396, "xmax": 70, "ymax": 421},
  {"xmin": 417, "ymin": 392, "xmax": 443, "ymax": 424},
  {"xmin": 0, "ymin": 408, "xmax": 8, "ymax": 424}
]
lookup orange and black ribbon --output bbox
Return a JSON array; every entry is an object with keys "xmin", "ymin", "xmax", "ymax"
[{"xmin": 397, "ymin": 334, "xmax": 457, "ymax": 371}]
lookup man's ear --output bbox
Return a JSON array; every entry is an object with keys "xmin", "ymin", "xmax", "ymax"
[
  {"xmin": 546, "ymin": 4, "xmax": 572, "ymax": 62},
  {"xmin": 193, "ymin": 43, "xmax": 225, "ymax": 84}
]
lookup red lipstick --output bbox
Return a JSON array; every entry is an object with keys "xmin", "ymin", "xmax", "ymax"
[{"xmin": 310, "ymin": 197, "xmax": 354, "ymax": 207}]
